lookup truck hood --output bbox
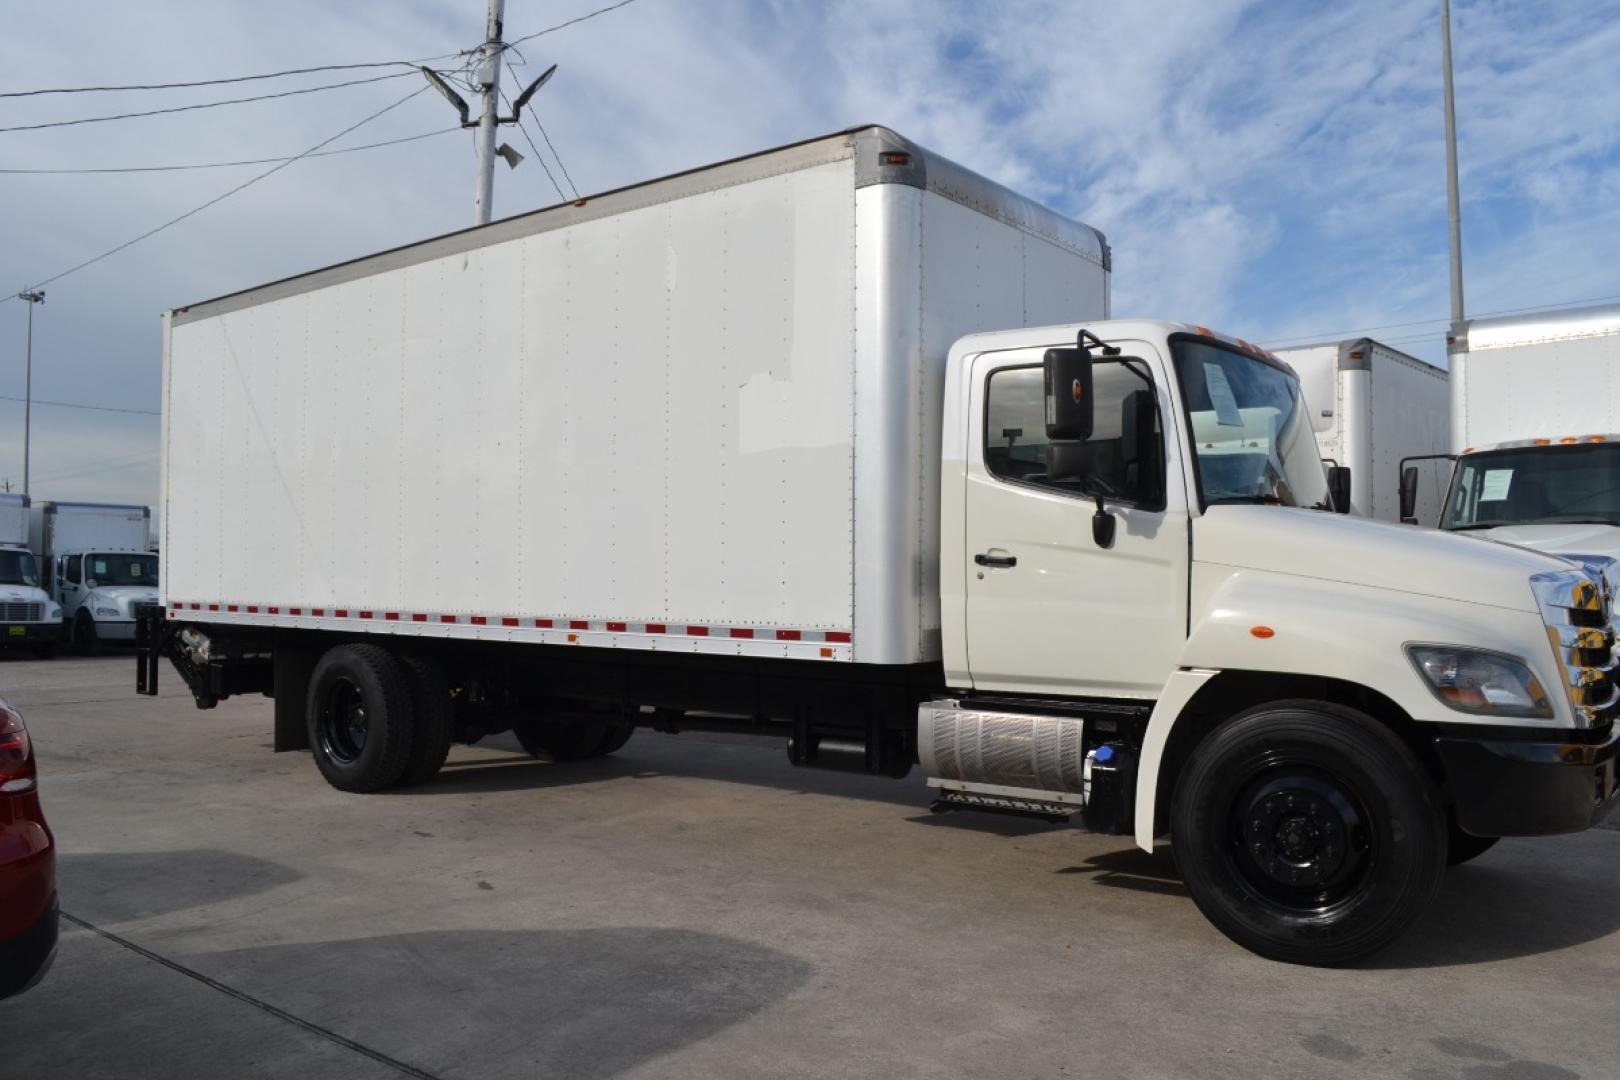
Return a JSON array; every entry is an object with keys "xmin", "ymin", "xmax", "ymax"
[
  {"xmin": 89, "ymin": 585, "xmax": 160, "ymax": 608},
  {"xmin": 1195, "ymin": 505, "xmax": 1573, "ymax": 613},
  {"xmin": 0, "ymin": 586, "xmax": 49, "ymax": 603},
  {"xmin": 1459, "ymin": 522, "xmax": 1620, "ymax": 561}
]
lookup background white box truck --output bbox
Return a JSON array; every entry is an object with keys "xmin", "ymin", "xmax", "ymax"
[
  {"xmin": 140, "ymin": 126, "xmax": 1619, "ymax": 965},
  {"xmin": 1275, "ymin": 338, "xmax": 1449, "ymax": 522},
  {"xmin": 0, "ymin": 494, "xmax": 60, "ymax": 655},
  {"xmin": 1410, "ymin": 302, "xmax": 1620, "ymax": 554},
  {"xmin": 31, "ymin": 501, "xmax": 157, "ymax": 652}
]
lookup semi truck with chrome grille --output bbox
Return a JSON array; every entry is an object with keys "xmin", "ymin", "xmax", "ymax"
[{"xmin": 137, "ymin": 126, "xmax": 1620, "ymax": 965}]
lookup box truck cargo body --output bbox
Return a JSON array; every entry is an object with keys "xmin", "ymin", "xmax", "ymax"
[
  {"xmin": 143, "ymin": 127, "xmax": 1619, "ymax": 965},
  {"xmin": 0, "ymin": 495, "xmax": 59, "ymax": 653},
  {"xmin": 31, "ymin": 501, "xmax": 156, "ymax": 648},
  {"xmin": 1423, "ymin": 303, "xmax": 1620, "ymax": 557},
  {"xmin": 1275, "ymin": 338, "xmax": 1449, "ymax": 523}
]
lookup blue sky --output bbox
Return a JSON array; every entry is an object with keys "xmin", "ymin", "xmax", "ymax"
[{"xmin": 3, "ymin": 0, "xmax": 1619, "ymax": 506}]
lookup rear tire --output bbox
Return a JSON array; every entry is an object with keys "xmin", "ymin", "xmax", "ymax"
[
  {"xmin": 514, "ymin": 710, "xmax": 634, "ymax": 761},
  {"xmin": 395, "ymin": 655, "xmax": 453, "ymax": 787},
  {"xmin": 305, "ymin": 644, "xmax": 416, "ymax": 793},
  {"xmin": 1170, "ymin": 700, "xmax": 1446, "ymax": 966},
  {"xmin": 32, "ymin": 643, "xmax": 56, "ymax": 660}
]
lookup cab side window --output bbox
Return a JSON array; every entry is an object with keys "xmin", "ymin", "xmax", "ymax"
[
  {"xmin": 66, "ymin": 554, "xmax": 82, "ymax": 586},
  {"xmin": 984, "ymin": 360, "xmax": 1165, "ymax": 508}
]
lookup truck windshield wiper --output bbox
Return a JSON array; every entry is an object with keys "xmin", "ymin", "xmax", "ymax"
[
  {"xmin": 1448, "ymin": 521, "xmax": 1518, "ymax": 530},
  {"xmin": 1210, "ymin": 494, "xmax": 1286, "ymax": 506}
]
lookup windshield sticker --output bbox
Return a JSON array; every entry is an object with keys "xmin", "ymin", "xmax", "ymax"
[
  {"xmin": 1480, "ymin": 468, "xmax": 1513, "ymax": 501},
  {"xmin": 1202, "ymin": 363, "xmax": 1244, "ymax": 427}
]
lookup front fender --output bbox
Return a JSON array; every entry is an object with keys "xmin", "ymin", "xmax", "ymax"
[{"xmin": 1132, "ymin": 567, "xmax": 1559, "ymax": 852}]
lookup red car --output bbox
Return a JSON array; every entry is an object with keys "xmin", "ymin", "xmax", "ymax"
[{"xmin": 0, "ymin": 696, "xmax": 55, "ymax": 999}]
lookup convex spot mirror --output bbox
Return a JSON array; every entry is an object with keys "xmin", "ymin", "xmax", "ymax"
[{"xmin": 1044, "ymin": 347, "xmax": 1093, "ymax": 441}]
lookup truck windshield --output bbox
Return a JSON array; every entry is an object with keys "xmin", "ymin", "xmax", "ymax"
[
  {"xmin": 1443, "ymin": 443, "xmax": 1620, "ymax": 529},
  {"xmin": 1171, "ymin": 338, "xmax": 1331, "ymax": 509},
  {"xmin": 87, "ymin": 553, "xmax": 158, "ymax": 586},
  {"xmin": 0, "ymin": 549, "xmax": 39, "ymax": 588}
]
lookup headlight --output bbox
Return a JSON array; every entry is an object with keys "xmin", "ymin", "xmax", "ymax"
[
  {"xmin": 48, "ymin": 605, "xmax": 61, "ymax": 619},
  {"xmin": 94, "ymin": 606, "xmax": 121, "ymax": 618},
  {"xmin": 1407, "ymin": 645, "xmax": 1554, "ymax": 719}
]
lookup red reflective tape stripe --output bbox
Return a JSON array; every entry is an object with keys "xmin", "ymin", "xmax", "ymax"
[
  {"xmin": 246, "ymin": 605, "xmax": 259, "ymax": 614},
  {"xmin": 825, "ymin": 631, "xmax": 851, "ymax": 643},
  {"xmin": 687, "ymin": 625, "xmax": 709, "ymax": 636},
  {"xmin": 439, "ymin": 615, "xmax": 457, "ymax": 624},
  {"xmin": 268, "ymin": 607, "xmax": 280, "ymax": 615},
  {"xmin": 570, "ymin": 620, "xmax": 589, "ymax": 630},
  {"xmin": 335, "ymin": 609, "xmax": 349, "ymax": 618},
  {"xmin": 730, "ymin": 628, "xmax": 754, "ymax": 639},
  {"xmin": 226, "ymin": 605, "xmax": 239, "ymax": 613},
  {"xmin": 470, "ymin": 616, "xmax": 487, "ymax": 625},
  {"xmin": 359, "ymin": 611, "xmax": 374, "ymax": 620},
  {"xmin": 208, "ymin": 604, "xmax": 219, "ymax": 611},
  {"xmin": 607, "ymin": 621, "xmax": 627, "ymax": 632},
  {"xmin": 312, "ymin": 608, "xmax": 325, "ymax": 616},
  {"xmin": 191, "ymin": 603, "xmax": 201, "ymax": 610},
  {"xmin": 776, "ymin": 629, "xmax": 801, "ymax": 641},
  {"xmin": 501, "ymin": 617, "xmax": 519, "ymax": 627},
  {"xmin": 412, "ymin": 613, "xmax": 427, "ymax": 622},
  {"xmin": 534, "ymin": 618, "xmax": 553, "ymax": 628},
  {"xmin": 385, "ymin": 612, "xmax": 400, "ymax": 621},
  {"xmin": 645, "ymin": 623, "xmax": 666, "ymax": 634}
]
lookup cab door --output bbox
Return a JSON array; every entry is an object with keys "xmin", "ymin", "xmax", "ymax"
[{"xmin": 962, "ymin": 343, "xmax": 1190, "ymax": 698}]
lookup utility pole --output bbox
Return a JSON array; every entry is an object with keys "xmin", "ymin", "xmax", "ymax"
[
  {"xmin": 17, "ymin": 289, "xmax": 44, "ymax": 498},
  {"xmin": 474, "ymin": 0, "xmax": 507, "ymax": 226},
  {"xmin": 422, "ymin": 5, "xmax": 557, "ymax": 225},
  {"xmin": 1441, "ymin": 0, "xmax": 1465, "ymax": 329}
]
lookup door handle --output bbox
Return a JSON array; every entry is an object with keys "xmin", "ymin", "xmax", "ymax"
[{"xmin": 974, "ymin": 552, "xmax": 1017, "ymax": 569}]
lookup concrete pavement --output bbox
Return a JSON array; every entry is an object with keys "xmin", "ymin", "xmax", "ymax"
[{"xmin": 0, "ymin": 653, "xmax": 1613, "ymax": 1079}]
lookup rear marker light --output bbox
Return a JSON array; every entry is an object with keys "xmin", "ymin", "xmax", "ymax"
[
  {"xmin": 1251, "ymin": 626, "xmax": 1275, "ymax": 639},
  {"xmin": 879, "ymin": 151, "xmax": 910, "ymax": 166}
]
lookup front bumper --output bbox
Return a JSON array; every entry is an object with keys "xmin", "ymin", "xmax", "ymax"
[
  {"xmin": 94, "ymin": 619, "xmax": 138, "ymax": 642},
  {"xmin": 1, "ymin": 622, "xmax": 61, "ymax": 646},
  {"xmin": 0, "ymin": 895, "xmax": 58, "ymax": 1000},
  {"xmin": 1436, "ymin": 723, "xmax": 1620, "ymax": 837}
]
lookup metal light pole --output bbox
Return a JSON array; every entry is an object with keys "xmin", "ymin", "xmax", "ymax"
[
  {"xmin": 473, "ymin": 0, "xmax": 507, "ymax": 225},
  {"xmin": 17, "ymin": 290, "xmax": 44, "ymax": 497},
  {"xmin": 1441, "ymin": 0, "xmax": 1466, "ymax": 328}
]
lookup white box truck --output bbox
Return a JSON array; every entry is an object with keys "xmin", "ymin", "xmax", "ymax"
[
  {"xmin": 1408, "ymin": 303, "xmax": 1620, "ymax": 555},
  {"xmin": 139, "ymin": 127, "xmax": 1619, "ymax": 965},
  {"xmin": 31, "ymin": 501, "xmax": 157, "ymax": 652},
  {"xmin": 1275, "ymin": 338, "xmax": 1449, "ymax": 522},
  {"xmin": 0, "ymin": 494, "xmax": 61, "ymax": 655}
]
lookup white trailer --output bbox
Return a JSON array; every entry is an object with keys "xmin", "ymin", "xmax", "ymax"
[
  {"xmin": 1414, "ymin": 303, "xmax": 1620, "ymax": 556},
  {"xmin": 31, "ymin": 501, "xmax": 157, "ymax": 650},
  {"xmin": 0, "ymin": 494, "xmax": 60, "ymax": 655},
  {"xmin": 142, "ymin": 126, "xmax": 1619, "ymax": 965},
  {"xmin": 1276, "ymin": 338, "xmax": 1449, "ymax": 522}
]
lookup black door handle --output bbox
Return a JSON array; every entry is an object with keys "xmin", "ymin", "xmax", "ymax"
[{"xmin": 975, "ymin": 552, "xmax": 1017, "ymax": 568}]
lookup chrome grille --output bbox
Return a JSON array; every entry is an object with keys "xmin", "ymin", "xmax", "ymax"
[
  {"xmin": 0, "ymin": 601, "xmax": 43, "ymax": 622},
  {"xmin": 1532, "ymin": 567, "xmax": 1620, "ymax": 724}
]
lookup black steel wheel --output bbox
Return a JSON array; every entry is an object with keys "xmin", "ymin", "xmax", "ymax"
[
  {"xmin": 1171, "ymin": 700, "xmax": 1445, "ymax": 966},
  {"xmin": 305, "ymin": 644, "xmax": 416, "ymax": 792}
]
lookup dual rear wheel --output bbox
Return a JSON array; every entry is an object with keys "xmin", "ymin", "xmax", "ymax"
[{"xmin": 305, "ymin": 643, "xmax": 632, "ymax": 792}]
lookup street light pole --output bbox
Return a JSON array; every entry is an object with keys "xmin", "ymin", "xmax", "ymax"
[
  {"xmin": 17, "ymin": 290, "xmax": 44, "ymax": 498},
  {"xmin": 1441, "ymin": 0, "xmax": 1466, "ymax": 329},
  {"xmin": 474, "ymin": 0, "xmax": 507, "ymax": 226}
]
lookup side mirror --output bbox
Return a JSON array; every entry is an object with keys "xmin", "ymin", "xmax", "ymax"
[
  {"xmin": 1399, "ymin": 465, "xmax": 1419, "ymax": 524},
  {"xmin": 1326, "ymin": 465, "xmax": 1352, "ymax": 515},
  {"xmin": 1044, "ymin": 347, "xmax": 1093, "ymax": 441}
]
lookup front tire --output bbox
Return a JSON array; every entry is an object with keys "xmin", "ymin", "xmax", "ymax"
[
  {"xmin": 305, "ymin": 644, "xmax": 416, "ymax": 793},
  {"xmin": 1171, "ymin": 701, "xmax": 1445, "ymax": 966},
  {"xmin": 71, "ymin": 612, "xmax": 100, "ymax": 656}
]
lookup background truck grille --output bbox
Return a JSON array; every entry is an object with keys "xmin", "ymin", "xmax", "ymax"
[{"xmin": 0, "ymin": 601, "xmax": 43, "ymax": 622}]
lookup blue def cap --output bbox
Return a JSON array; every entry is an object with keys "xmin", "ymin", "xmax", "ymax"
[{"xmin": 1094, "ymin": 745, "xmax": 1115, "ymax": 764}]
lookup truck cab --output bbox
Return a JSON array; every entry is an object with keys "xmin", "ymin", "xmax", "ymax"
[
  {"xmin": 0, "ymin": 495, "xmax": 61, "ymax": 657},
  {"xmin": 52, "ymin": 550, "xmax": 160, "ymax": 651}
]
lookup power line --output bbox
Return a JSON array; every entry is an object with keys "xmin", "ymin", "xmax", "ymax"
[
  {"xmin": 506, "ymin": 0, "xmax": 645, "ymax": 48},
  {"xmin": 5, "ymin": 84, "xmax": 431, "ymax": 300},
  {"xmin": 31, "ymin": 450, "xmax": 160, "ymax": 485},
  {"xmin": 0, "ymin": 394, "xmax": 158, "ymax": 416},
  {"xmin": 0, "ymin": 70, "xmax": 419, "ymax": 134},
  {"xmin": 1257, "ymin": 291, "xmax": 1620, "ymax": 348},
  {"xmin": 0, "ymin": 55, "xmax": 463, "ymax": 99},
  {"xmin": 506, "ymin": 63, "xmax": 578, "ymax": 199},
  {"xmin": 499, "ymin": 88, "xmax": 568, "ymax": 203},
  {"xmin": 0, "ymin": 128, "xmax": 458, "ymax": 175}
]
